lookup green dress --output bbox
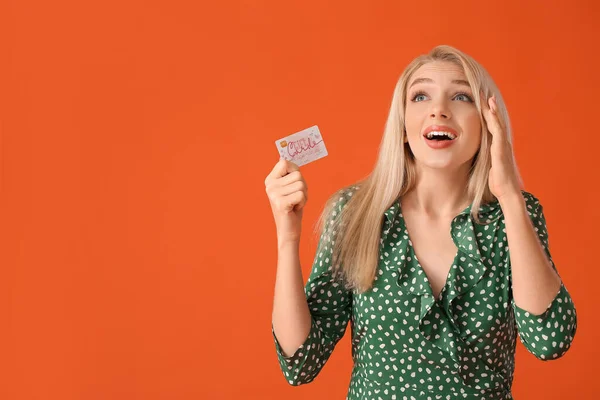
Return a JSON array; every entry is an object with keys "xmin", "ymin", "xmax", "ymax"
[{"xmin": 272, "ymin": 187, "xmax": 577, "ymax": 399}]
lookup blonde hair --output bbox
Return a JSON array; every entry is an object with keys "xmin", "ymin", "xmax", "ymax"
[{"xmin": 313, "ymin": 44, "xmax": 524, "ymax": 294}]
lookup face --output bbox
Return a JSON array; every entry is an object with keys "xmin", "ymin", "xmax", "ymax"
[{"xmin": 404, "ymin": 61, "xmax": 481, "ymax": 172}]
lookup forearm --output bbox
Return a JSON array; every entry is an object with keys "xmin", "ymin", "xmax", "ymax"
[
  {"xmin": 272, "ymin": 240, "xmax": 312, "ymax": 357},
  {"xmin": 501, "ymin": 193, "xmax": 562, "ymax": 315}
]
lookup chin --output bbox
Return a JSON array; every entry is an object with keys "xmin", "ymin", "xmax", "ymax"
[{"xmin": 416, "ymin": 156, "xmax": 473, "ymax": 172}]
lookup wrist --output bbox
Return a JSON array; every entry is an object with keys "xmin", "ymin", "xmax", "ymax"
[
  {"xmin": 278, "ymin": 238, "xmax": 300, "ymax": 252},
  {"xmin": 498, "ymin": 191, "xmax": 525, "ymax": 210}
]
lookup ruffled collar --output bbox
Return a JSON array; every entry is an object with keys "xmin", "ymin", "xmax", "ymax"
[
  {"xmin": 383, "ymin": 195, "xmax": 502, "ymax": 227},
  {"xmin": 383, "ymin": 196, "xmax": 502, "ymax": 267},
  {"xmin": 380, "ymin": 195, "xmax": 508, "ymax": 392}
]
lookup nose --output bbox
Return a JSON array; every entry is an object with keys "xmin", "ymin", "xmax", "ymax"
[{"xmin": 430, "ymin": 99, "xmax": 451, "ymax": 119}]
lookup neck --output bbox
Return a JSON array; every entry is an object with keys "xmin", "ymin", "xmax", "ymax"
[{"xmin": 403, "ymin": 161, "xmax": 472, "ymax": 219}]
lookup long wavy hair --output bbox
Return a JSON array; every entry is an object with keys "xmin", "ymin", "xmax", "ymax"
[{"xmin": 313, "ymin": 44, "xmax": 524, "ymax": 294}]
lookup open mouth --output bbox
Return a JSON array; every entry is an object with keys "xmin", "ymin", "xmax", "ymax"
[{"xmin": 423, "ymin": 131, "xmax": 457, "ymax": 141}]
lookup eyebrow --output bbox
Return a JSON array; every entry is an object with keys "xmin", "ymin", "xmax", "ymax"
[{"xmin": 408, "ymin": 77, "xmax": 471, "ymax": 89}]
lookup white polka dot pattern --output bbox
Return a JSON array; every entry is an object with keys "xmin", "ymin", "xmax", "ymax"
[{"xmin": 272, "ymin": 187, "xmax": 577, "ymax": 399}]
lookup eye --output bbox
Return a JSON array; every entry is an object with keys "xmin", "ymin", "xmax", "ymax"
[
  {"xmin": 411, "ymin": 91, "xmax": 427, "ymax": 102},
  {"xmin": 454, "ymin": 92, "xmax": 473, "ymax": 102},
  {"xmin": 410, "ymin": 91, "xmax": 474, "ymax": 103}
]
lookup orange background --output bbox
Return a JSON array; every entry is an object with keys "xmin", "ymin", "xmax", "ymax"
[{"xmin": 1, "ymin": 0, "xmax": 598, "ymax": 399}]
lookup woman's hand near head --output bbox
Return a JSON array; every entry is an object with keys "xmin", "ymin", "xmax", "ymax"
[{"xmin": 264, "ymin": 158, "xmax": 308, "ymax": 244}]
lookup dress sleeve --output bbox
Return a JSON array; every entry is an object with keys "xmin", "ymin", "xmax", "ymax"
[
  {"xmin": 511, "ymin": 191, "xmax": 578, "ymax": 360},
  {"xmin": 272, "ymin": 188, "xmax": 354, "ymax": 386}
]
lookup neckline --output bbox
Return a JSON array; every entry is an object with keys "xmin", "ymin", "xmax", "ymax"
[
  {"xmin": 397, "ymin": 200, "xmax": 461, "ymax": 303},
  {"xmin": 398, "ymin": 196, "xmax": 473, "ymax": 220},
  {"xmin": 384, "ymin": 192, "xmax": 505, "ymax": 226}
]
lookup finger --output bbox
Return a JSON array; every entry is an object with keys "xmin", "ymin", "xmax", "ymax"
[
  {"xmin": 288, "ymin": 190, "xmax": 308, "ymax": 211},
  {"xmin": 491, "ymin": 96, "xmax": 507, "ymax": 133},
  {"xmin": 479, "ymin": 90, "xmax": 493, "ymax": 123},
  {"xmin": 266, "ymin": 158, "xmax": 300, "ymax": 182},
  {"xmin": 276, "ymin": 169, "xmax": 301, "ymax": 185},
  {"xmin": 481, "ymin": 95, "xmax": 504, "ymax": 137},
  {"xmin": 266, "ymin": 170, "xmax": 305, "ymax": 193},
  {"xmin": 479, "ymin": 90, "xmax": 492, "ymax": 116},
  {"xmin": 280, "ymin": 190, "xmax": 307, "ymax": 213},
  {"xmin": 276, "ymin": 180, "xmax": 306, "ymax": 197}
]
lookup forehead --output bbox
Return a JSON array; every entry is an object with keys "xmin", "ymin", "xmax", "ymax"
[{"xmin": 409, "ymin": 61, "xmax": 468, "ymax": 86}]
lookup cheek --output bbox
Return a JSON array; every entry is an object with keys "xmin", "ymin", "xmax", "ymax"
[
  {"xmin": 465, "ymin": 115, "xmax": 483, "ymax": 150},
  {"xmin": 463, "ymin": 111, "xmax": 482, "ymax": 137},
  {"xmin": 403, "ymin": 106, "xmax": 424, "ymax": 135}
]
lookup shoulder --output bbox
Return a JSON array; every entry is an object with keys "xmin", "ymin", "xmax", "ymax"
[
  {"xmin": 319, "ymin": 184, "xmax": 361, "ymax": 232},
  {"xmin": 330, "ymin": 184, "xmax": 361, "ymax": 212}
]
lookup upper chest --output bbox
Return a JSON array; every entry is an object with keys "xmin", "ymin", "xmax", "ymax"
[
  {"xmin": 401, "ymin": 211, "xmax": 457, "ymax": 256},
  {"xmin": 400, "ymin": 210, "xmax": 459, "ymax": 297}
]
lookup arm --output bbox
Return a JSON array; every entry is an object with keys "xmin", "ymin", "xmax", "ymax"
[
  {"xmin": 272, "ymin": 240, "xmax": 312, "ymax": 358},
  {"xmin": 503, "ymin": 190, "xmax": 577, "ymax": 360},
  {"xmin": 271, "ymin": 190, "xmax": 353, "ymax": 385}
]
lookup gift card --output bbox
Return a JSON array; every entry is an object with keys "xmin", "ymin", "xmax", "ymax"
[{"xmin": 275, "ymin": 125, "xmax": 328, "ymax": 167}]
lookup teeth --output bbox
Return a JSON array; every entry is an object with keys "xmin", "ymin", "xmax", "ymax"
[{"xmin": 426, "ymin": 131, "xmax": 456, "ymax": 140}]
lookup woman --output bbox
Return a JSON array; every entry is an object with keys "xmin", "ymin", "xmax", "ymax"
[{"xmin": 264, "ymin": 45, "xmax": 577, "ymax": 399}]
